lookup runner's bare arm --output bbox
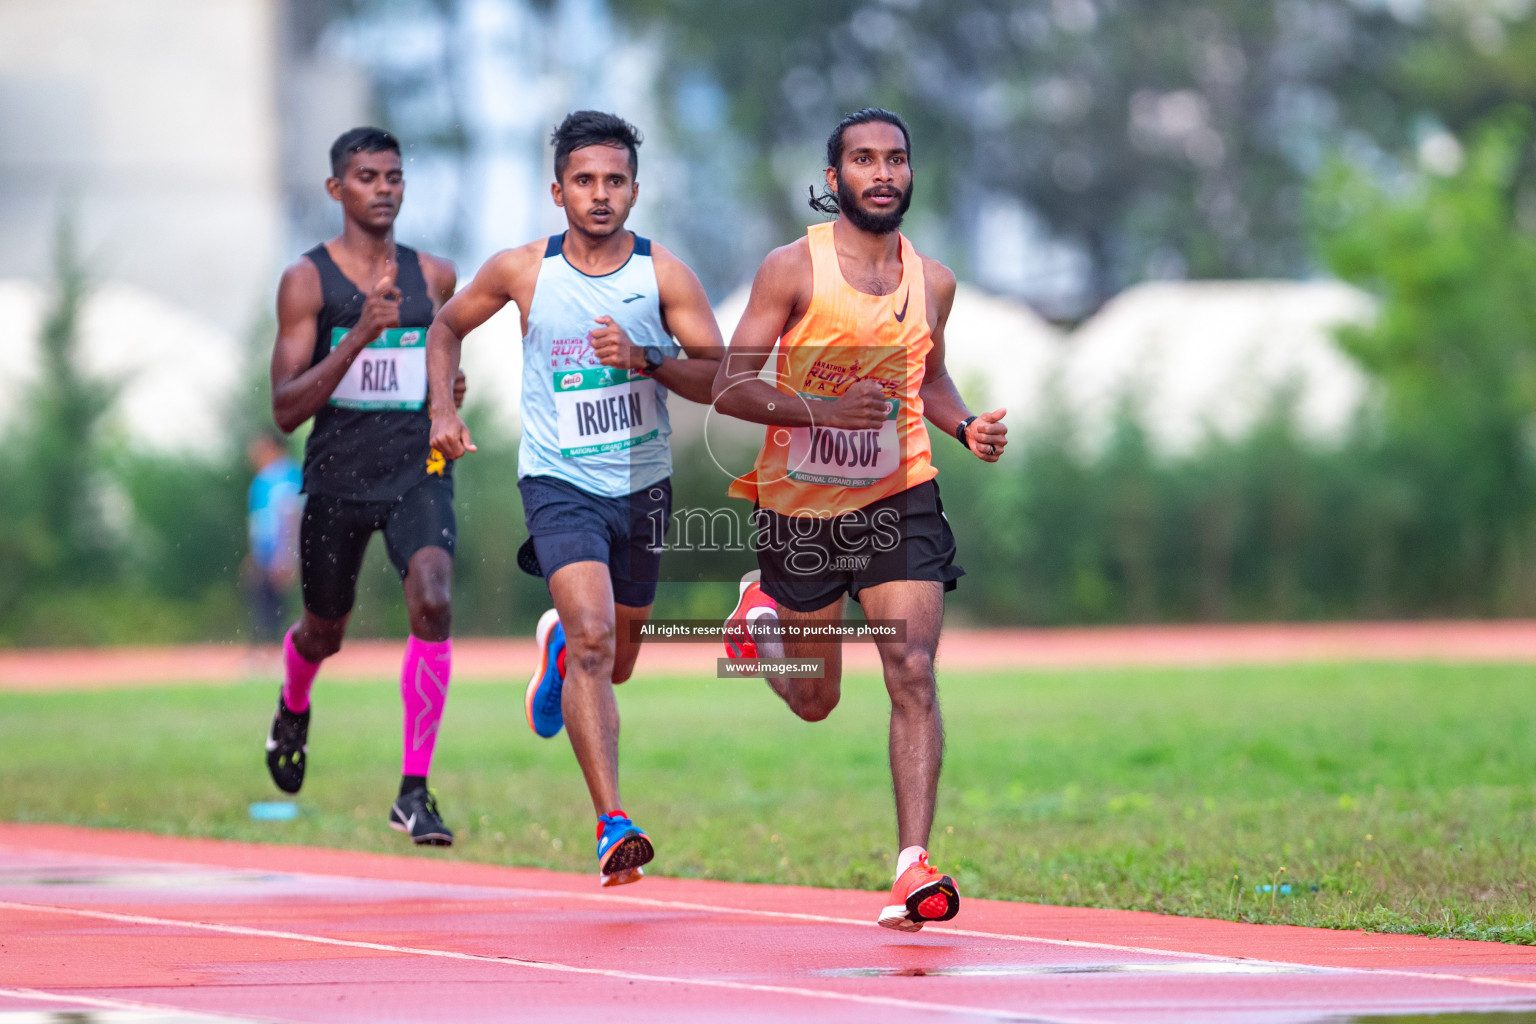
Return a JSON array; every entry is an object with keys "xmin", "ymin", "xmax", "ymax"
[
  {"xmin": 427, "ymin": 244, "xmax": 543, "ymax": 458},
  {"xmin": 917, "ymin": 259, "xmax": 1007, "ymax": 463},
  {"xmin": 588, "ymin": 245, "xmax": 723, "ymax": 403},
  {"xmin": 419, "ymin": 253, "xmax": 467, "ymax": 409},
  {"xmin": 651, "ymin": 246, "xmax": 723, "ymax": 402},
  {"xmin": 708, "ymin": 243, "xmax": 887, "ymax": 430},
  {"xmin": 421, "ymin": 253, "xmax": 459, "ymax": 311},
  {"xmin": 271, "ymin": 258, "xmax": 400, "ymax": 433}
]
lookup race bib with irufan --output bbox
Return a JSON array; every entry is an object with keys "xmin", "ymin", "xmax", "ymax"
[
  {"xmin": 553, "ymin": 366, "xmax": 659, "ymax": 457},
  {"xmin": 328, "ymin": 327, "xmax": 428, "ymax": 411}
]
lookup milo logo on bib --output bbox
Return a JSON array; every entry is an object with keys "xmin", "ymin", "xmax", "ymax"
[
  {"xmin": 553, "ymin": 366, "xmax": 659, "ymax": 458},
  {"xmin": 328, "ymin": 327, "xmax": 428, "ymax": 411},
  {"xmin": 787, "ymin": 393, "xmax": 901, "ymax": 487}
]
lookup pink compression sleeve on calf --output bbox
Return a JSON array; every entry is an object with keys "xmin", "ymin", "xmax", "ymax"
[
  {"xmin": 401, "ymin": 635, "xmax": 452, "ymax": 777},
  {"xmin": 281, "ymin": 627, "xmax": 321, "ymax": 713}
]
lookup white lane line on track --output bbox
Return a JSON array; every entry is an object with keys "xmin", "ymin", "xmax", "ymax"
[
  {"xmin": 0, "ymin": 985, "xmax": 282, "ymax": 1022},
  {"xmin": 227, "ymin": 865, "xmax": 1536, "ymax": 988},
  {"xmin": 1, "ymin": 844, "xmax": 1289, "ymax": 965},
  {"xmin": 516, "ymin": 887, "xmax": 1296, "ymax": 962},
  {"xmin": 556, "ymin": 890, "xmax": 1536, "ymax": 996},
  {"xmin": 5, "ymin": 839, "xmax": 1533, "ymax": 983},
  {"xmin": 0, "ymin": 900, "xmax": 1095, "ymax": 1024},
  {"xmin": 9, "ymin": 857, "xmax": 1536, "ymax": 1004}
]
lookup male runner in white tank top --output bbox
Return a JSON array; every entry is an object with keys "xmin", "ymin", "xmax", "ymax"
[{"xmin": 426, "ymin": 111, "xmax": 724, "ymax": 886}]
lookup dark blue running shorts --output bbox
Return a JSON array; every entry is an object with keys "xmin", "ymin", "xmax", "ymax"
[
  {"xmin": 517, "ymin": 475, "xmax": 672, "ymax": 608},
  {"xmin": 299, "ymin": 475, "xmax": 456, "ymax": 620}
]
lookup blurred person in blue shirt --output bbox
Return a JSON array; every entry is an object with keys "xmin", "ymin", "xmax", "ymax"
[{"xmin": 245, "ymin": 431, "xmax": 303, "ymax": 644}]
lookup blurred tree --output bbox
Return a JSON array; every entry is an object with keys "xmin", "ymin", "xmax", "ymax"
[
  {"xmin": 1397, "ymin": 2, "xmax": 1536, "ymax": 131},
  {"xmin": 0, "ymin": 219, "xmax": 119, "ymax": 629},
  {"xmin": 1101, "ymin": 401, "xmax": 1160, "ymax": 621},
  {"xmin": 1310, "ymin": 108, "xmax": 1536, "ymax": 610},
  {"xmin": 626, "ymin": 0, "xmax": 1420, "ymax": 314},
  {"xmin": 283, "ymin": 0, "xmax": 481, "ymax": 256},
  {"xmin": 293, "ymin": 0, "xmax": 1536, "ymax": 313}
]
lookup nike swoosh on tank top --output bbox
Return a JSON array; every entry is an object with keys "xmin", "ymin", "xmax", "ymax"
[{"xmin": 728, "ymin": 222, "xmax": 938, "ymax": 516}]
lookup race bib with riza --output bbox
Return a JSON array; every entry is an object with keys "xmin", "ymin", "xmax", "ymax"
[
  {"xmin": 328, "ymin": 327, "xmax": 428, "ymax": 411},
  {"xmin": 553, "ymin": 367, "xmax": 659, "ymax": 457},
  {"xmin": 787, "ymin": 393, "xmax": 901, "ymax": 487}
]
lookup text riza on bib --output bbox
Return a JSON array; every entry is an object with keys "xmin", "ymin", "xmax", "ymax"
[{"xmin": 329, "ymin": 327, "xmax": 428, "ymax": 411}]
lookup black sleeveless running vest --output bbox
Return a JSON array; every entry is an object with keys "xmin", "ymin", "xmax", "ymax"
[{"xmin": 301, "ymin": 243, "xmax": 448, "ymax": 501}]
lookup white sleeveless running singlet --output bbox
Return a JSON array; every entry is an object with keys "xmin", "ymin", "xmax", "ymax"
[{"xmin": 518, "ymin": 232, "xmax": 678, "ymax": 497}]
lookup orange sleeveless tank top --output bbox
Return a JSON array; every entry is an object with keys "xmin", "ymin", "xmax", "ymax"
[{"xmin": 728, "ymin": 221, "xmax": 937, "ymax": 516}]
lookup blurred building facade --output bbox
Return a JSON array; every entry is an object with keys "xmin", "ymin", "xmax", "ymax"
[
  {"xmin": 0, "ymin": 0, "xmax": 290, "ymax": 334},
  {"xmin": 1060, "ymin": 281, "xmax": 1374, "ymax": 452},
  {"xmin": 0, "ymin": 0, "xmax": 380, "ymax": 449}
]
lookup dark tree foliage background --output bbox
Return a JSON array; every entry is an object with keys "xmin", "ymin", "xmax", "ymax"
[{"xmin": 630, "ymin": 0, "xmax": 1420, "ymax": 313}]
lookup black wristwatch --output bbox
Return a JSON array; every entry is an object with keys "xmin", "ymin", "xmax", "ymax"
[
  {"xmin": 955, "ymin": 415, "xmax": 978, "ymax": 450},
  {"xmin": 641, "ymin": 345, "xmax": 665, "ymax": 376}
]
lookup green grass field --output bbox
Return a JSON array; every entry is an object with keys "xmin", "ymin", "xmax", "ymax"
[{"xmin": 2, "ymin": 662, "xmax": 1534, "ymax": 943}]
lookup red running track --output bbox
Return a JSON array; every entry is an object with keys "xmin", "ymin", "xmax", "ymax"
[
  {"xmin": 12, "ymin": 620, "xmax": 1536, "ymax": 691},
  {"xmin": 3, "ymin": 825, "xmax": 1536, "ymax": 1023}
]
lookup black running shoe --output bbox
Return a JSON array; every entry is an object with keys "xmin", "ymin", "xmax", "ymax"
[
  {"xmin": 264, "ymin": 697, "xmax": 309, "ymax": 794},
  {"xmin": 389, "ymin": 785, "xmax": 454, "ymax": 846}
]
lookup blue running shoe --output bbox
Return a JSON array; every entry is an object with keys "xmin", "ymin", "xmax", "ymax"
[
  {"xmin": 525, "ymin": 608, "xmax": 566, "ymax": 738},
  {"xmin": 597, "ymin": 811, "xmax": 654, "ymax": 887}
]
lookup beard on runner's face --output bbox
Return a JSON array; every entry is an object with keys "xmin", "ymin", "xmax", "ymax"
[{"xmin": 836, "ymin": 170, "xmax": 912, "ymax": 235}]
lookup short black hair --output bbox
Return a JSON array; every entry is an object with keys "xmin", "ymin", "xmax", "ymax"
[
  {"xmin": 825, "ymin": 107, "xmax": 911, "ymax": 170},
  {"xmin": 329, "ymin": 127, "xmax": 401, "ymax": 178},
  {"xmin": 551, "ymin": 110, "xmax": 642, "ymax": 182}
]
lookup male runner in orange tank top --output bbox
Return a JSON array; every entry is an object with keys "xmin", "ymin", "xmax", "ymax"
[{"xmin": 713, "ymin": 108, "xmax": 1008, "ymax": 931}]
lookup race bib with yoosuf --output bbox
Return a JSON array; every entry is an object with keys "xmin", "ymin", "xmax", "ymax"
[
  {"xmin": 786, "ymin": 392, "xmax": 901, "ymax": 488},
  {"xmin": 328, "ymin": 327, "xmax": 428, "ymax": 411},
  {"xmin": 553, "ymin": 366, "xmax": 660, "ymax": 458}
]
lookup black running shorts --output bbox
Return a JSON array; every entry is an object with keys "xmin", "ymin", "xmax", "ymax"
[
  {"xmin": 753, "ymin": 479, "xmax": 964, "ymax": 613},
  {"xmin": 299, "ymin": 475, "xmax": 456, "ymax": 620},
  {"xmin": 517, "ymin": 475, "xmax": 671, "ymax": 608}
]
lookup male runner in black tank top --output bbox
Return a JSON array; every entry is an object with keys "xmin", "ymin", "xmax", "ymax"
[{"xmin": 265, "ymin": 127, "xmax": 463, "ymax": 845}]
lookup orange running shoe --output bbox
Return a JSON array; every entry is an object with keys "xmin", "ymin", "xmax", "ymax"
[
  {"xmin": 723, "ymin": 570, "xmax": 777, "ymax": 659},
  {"xmin": 877, "ymin": 853, "xmax": 960, "ymax": 932}
]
